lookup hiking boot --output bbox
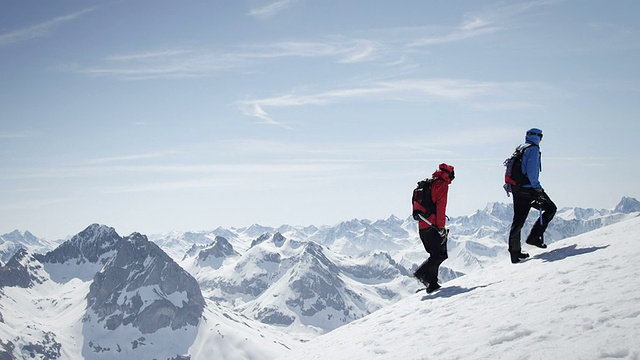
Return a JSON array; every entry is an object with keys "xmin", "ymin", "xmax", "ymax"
[
  {"xmin": 426, "ymin": 283, "xmax": 441, "ymax": 294},
  {"xmin": 510, "ymin": 252, "xmax": 530, "ymax": 264},
  {"xmin": 526, "ymin": 234, "xmax": 547, "ymax": 249}
]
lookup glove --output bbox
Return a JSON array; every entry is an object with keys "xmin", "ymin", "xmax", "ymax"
[
  {"xmin": 437, "ymin": 227, "xmax": 449, "ymax": 245},
  {"xmin": 412, "ymin": 210, "xmax": 425, "ymax": 221},
  {"xmin": 531, "ymin": 188, "xmax": 546, "ymax": 205},
  {"xmin": 437, "ymin": 227, "xmax": 449, "ymax": 239}
]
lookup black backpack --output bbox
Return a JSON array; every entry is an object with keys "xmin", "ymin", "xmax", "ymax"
[
  {"xmin": 412, "ymin": 178, "xmax": 436, "ymax": 220},
  {"xmin": 503, "ymin": 143, "xmax": 537, "ymax": 195}
]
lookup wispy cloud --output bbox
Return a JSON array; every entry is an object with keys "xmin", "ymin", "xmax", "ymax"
[
  {"xmin": 84, "ymin": 151, "xmax": 182, "ymax": 165},
  {"xmin": 339, "ymin": 40, "xmax": 382, "ymax": 63},
  {"xmin": 243, "ymin": 38, "xmax": 383, "ymax": 63},
  {"xmin": 0, "ymin": 8, "xmax": 95, "ymax": 47},
  {"xmin": 237, "ymin": 78, "xmax": 552, "ymax": 125},
  {"xmin": 75, "ymin": 48, "xmax": 244, "ymax": 80},
  {"xmin": 238, "ymin": 78, "xmax": 540, "ymax": 119},
  {"xmin": 0, "ymin": 160, "xmax": 355, "ymax": 196},
  {"xmin": 72, "ymin": 1, "xmax": 555, "ymax": 80},
  {"xmin": 407, "ymin": 21, "xmax": 499, "ymax": 47},
  {"xmin": 76, "ymin": 38, "xmax": 383, "ymax": 79},
  {"xmin": 240, "ymin": 104, "xmax": 293, "ymax": 129},
  {"xmin": 248, "ymin": 0, "xmax": 298, "ymax": 19},
  {"xmin": 408, "ymin": 0, "xmax": 554, "ymax": 47}
]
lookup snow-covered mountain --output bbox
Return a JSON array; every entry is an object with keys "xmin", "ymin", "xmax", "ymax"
[
  {"xmin": 0, "ymin": 224, "xmax": 295, "ymax": 359},
  {"xmin": 275, "ymin": 215, "xmax": 640, "ymax": 360},
  {"xmin": 179, "ymin": 232, "xmax": 413, "ymax": 335},
  {"xmin": 152, "ymin": 197, "xmax": 640, "ymax": 335},
  {"xmin": 153, "ymin": 197, "xmax": 640, "ymax": 279},
  {"xmin": 0, "ymin": 230, "xmax": 59, "ymax": 264},
  {"xmin": 1, "ymin": 197, "xmax": 638, "ymax": 359}
]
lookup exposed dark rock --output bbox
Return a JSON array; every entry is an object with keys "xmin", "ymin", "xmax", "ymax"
[
  {"xmin": 0, "ymin": 249, "xmax": 45, "ymax": 288},
  {"xmin": 86, "ymin": 230, "xmax": 205, "ymax": 334}
]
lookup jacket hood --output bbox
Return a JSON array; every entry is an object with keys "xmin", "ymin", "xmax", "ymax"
[
  {"xmin": 525, "ymin": 128, "xmax": 543, "ymax": 145},
  {"xmin": 432, "ymin": 163, "xmax": 454, "ymax": 183}
]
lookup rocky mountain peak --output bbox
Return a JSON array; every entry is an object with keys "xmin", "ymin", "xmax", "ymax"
[
  {"xmin": 483, "ymin": 202, "xmax": 512, "ymax": 217},
  {"xmin": 197, "ymin": 236, "xmax": 238, "ymax": 263},
  {"xmin": 0, "ymin": 249, "xmax": 46, "ymax": 288},
  {"xmin": 1, "ymin": 230, "xmax": 39, "ymax": 246},
  {"xmin": 614, "ymin": 197, "xmax": 640, "ymax": 214},
  {"xmin": 250, "ymin": 233, "xmax": 272, "ymax": 248},
  {"xmin": 86, "ymin": 230, "xmax": 205, "ymax": 334},
  {"xmin": 298, "ymin": 242, "xmax": 339, "ymax": 276},
  {"xmin": 272, "ymin": 232, "xmax": 286, "ymax": 246},
  {"xmin": 40, "ymin": 224, "xmax": 121, "ymax": 265},
  {"xmin": 0, "ymin": 229, "xmax": 53, "ymax": 264}
]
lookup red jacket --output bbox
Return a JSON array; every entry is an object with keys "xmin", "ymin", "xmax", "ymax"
[{"xmin": 412, "ymin": 169, "xmax": 451, "ymax": 229}]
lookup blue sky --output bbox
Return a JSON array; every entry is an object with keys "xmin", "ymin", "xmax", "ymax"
[{"xmin": 1, "ymin": 0, "xmax": 639, "ymax": 239}]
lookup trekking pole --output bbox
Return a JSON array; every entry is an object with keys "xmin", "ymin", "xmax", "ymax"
[{"xmin": 539, "ymin": 207, "xmax": 543, "ymax": 226}]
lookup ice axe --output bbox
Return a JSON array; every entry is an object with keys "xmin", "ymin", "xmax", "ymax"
[{"xmin": 418, "ymin": 213, "xmax": 448, "ymax": 244}]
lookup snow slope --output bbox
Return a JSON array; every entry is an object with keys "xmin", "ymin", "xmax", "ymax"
[
  {"xmin": 0, "ymin": 227, "xmax": 297, "ymax": 360},
  {"xmin": 277, "ymin": 216, "xmax": 640, "ymax": 360},
  {"xmin": 0, "ymin": 282, "xmax": 295, "ymax": 360}
]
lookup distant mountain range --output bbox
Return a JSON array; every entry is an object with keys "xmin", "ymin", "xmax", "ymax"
[
  {"xmin": 1, "ymin": 197, "xmax": 639, "ymax": 359},
  {"xmin": 0, "ymin": 230, "xmax": 59, "ymax": 265}
]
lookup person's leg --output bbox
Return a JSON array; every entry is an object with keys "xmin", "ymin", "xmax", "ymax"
[
  {"xmin": 528, "ymin": 191, "xmax": 557, "ymax": 244},
  {"xmin": 413, "ymin": 228, "xmax": 432, "ymax": 284},
  {"xmin": 508, "ymin": 189, "xmax": 532, "ymax": 253},
  {"xmin": 423, "ymin": 229, "xmax": 448, "ymax": 285}
]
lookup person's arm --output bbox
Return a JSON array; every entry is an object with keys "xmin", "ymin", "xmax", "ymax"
[
  {"xmin": 523, "ymin": 147, "xmax": 542, "ymax": 188},
  {"xmin": 432, "ymin": 180, "xmax": 449, "ymax": 228}
]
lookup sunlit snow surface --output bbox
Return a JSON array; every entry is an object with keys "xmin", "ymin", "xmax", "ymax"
[{"xmin": 277, "ymin": 217, "xmax": 640, "ymax": 360}]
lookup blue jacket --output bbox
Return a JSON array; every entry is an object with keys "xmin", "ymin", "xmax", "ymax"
[{"xmin": 521, "ymin": 132, "xmax": 542, "ymax": 189}]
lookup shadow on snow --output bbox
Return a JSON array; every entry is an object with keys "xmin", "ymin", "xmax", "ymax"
[
  {"xmin": 420, "ymin": 243, "xmax": 609, "ymax": 301},
  {"xmin": 533, "ymin": 244, "xmax": 610, "ymax": 263},
  {"xmin": 421, "ymin": 283, "xmax": 493, "ymax": 301}
]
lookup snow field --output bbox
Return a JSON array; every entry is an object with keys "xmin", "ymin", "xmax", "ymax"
[{"xmin": 276, "ymin": 217, "xmax": 640, "ymax": 360}]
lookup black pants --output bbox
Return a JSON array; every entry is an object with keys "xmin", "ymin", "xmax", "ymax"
[
  {"xmin": 415, "ymin": 227, "xmax": 448, "ymax": 285},
  {"xmin": 508, "ymin": 187, "xmax": 557, "ymax": 253}
]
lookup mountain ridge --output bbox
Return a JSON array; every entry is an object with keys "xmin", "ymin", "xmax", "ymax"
[
  {"xmin": 0, "ymin": 224, "xmax": 215, "ymax": 359},
  {"xmin": 1, "ymin": 197, "xmax": 639, "ymax": 359}
]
